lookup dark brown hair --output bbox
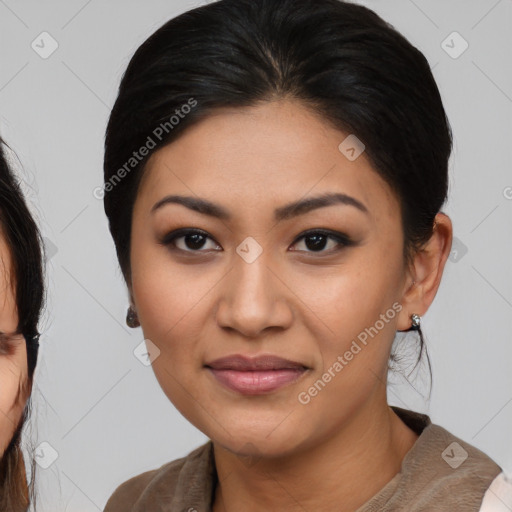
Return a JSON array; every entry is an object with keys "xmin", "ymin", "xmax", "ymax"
[{"xmin": 0, "ymin": 138, "xmax": 45, "ymax": 511}]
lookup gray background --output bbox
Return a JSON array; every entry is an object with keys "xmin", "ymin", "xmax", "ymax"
[{"xmin": 0, "ymin": 0, "xmax": 511, "ymax": 510}]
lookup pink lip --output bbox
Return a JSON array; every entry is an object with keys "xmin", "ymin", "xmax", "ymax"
[
  {"xmin": 205, "ymin": 354, "xmax": 308, "ymax": 371},
  {"xmin": 207, "ymin": 368, "xmax": 307, "ymax": 395},
  {"xmin": 205, "ymin": 354, "xmax": 309, "ymax": 395}
]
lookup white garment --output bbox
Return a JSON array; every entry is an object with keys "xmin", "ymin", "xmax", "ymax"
[{"xmin": 480, "ymin": 472, "xmax": 512, "ymax": 511}]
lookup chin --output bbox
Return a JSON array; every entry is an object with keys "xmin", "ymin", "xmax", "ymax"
[{"xmin": 211, "ymin": 423, "xmax": 308, "ymax": 460}]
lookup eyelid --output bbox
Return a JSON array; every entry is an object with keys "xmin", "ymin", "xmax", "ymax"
[{"xmin": 293, "ymin": 228, "xmax": 352, "ymax": 245}]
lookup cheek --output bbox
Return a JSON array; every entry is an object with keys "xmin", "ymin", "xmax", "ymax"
[
  {"xmin": 294, "ymin": 252, "xmax": 405, "ymax": 411},
  {"xmin": 130, "ymin": 249, "xmax": 218, "ymax": 391},
  {"xmin": 0, "ymin": 362, "xmax": 27, "ymax": 455},
  {"xmin": 300, "ymin": 250, "xmax": 403, "ymax": 341},
  {"xmin": 132, "ymin": 272, "xmax": 212, "ymax": 424},
  {"xmin": 132, "ymin": 254, "xmax": 217, "ymax": 348},
  {"xmin": 0, "ymin": 365, "xmax": 20, "ymax": 408},
  {"xmin": 289, "ymin": 263, "xmax": 404, "ymax": 438}
]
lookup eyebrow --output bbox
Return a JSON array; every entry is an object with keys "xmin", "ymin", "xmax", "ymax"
[{"xmin": 151, "ymin": 192, "xmax": 369, "ymax": 222}]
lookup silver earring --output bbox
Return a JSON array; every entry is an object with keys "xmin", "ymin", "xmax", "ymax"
[{"xmin": 411, "ymin": 313, "xmax": 421, "ymax": 330}]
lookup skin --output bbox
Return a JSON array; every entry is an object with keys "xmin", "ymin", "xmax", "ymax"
[
  {"xmin": 0, "ymin": 227, "xmax": 28, "ymax": 457},
  {"xmin": 129, "ymin": 99, "xmax": 452, "ymax": 511}
]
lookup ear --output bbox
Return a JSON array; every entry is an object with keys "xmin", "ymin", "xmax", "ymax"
[{"xmin": 396, "ymin": 212, "xmax": 453, "ymax": 331}]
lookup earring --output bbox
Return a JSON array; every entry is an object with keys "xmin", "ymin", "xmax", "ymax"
[
  {"xmin": 410, "ymin": 313, "xmax": 421, "ymax": 330},
  {"xmin": 126, "ymin": 306, "xmax": 140, "ymax": 328}
]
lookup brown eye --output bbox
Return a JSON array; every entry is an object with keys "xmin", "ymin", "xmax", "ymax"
[
  {"xmin": 0, "ymin": 336, "xmax": 14, "ymax": 356},
  {"xmin": 160, "ymin": 229, "xmax": 221, "ymax": 253},
  {"xmin": 290, "ymin": 229, "xmax": 355, "ymax": 254},
  {"xmin": 0, "ymin": 333, "xmax": 23, "ymax": 356}
]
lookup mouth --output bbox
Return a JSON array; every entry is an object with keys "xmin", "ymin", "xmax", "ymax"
[{"xmin": 204, "ymin": 354, "xmax": 310, "ymax": 395}]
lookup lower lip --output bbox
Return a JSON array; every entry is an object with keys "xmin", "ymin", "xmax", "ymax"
[{"xmin": 206, "ymin": 368, "xmax": 307, "ymax": 395}]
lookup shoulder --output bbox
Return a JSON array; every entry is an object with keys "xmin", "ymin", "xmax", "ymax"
[
  {"xmin": 378, "ymin": 409, "xmax": 505, "ymax": 510},
  {"xmin": 103, "ymin": 441, "xmax": 213, "ymax": 512},
  {"xmin": 424, "ymin": 422, "xmax": 502, "ymax": 478},
  {"xmin": 394, "ymin": 406, "xmax": 502, "ymax": 483},
  {"xmin": 103, "ymin": 468, "xmax": 163, "ymax": 511},
  {"xmin": 397, "ymin": 421, "xmax": 504, "ymax": 509}
]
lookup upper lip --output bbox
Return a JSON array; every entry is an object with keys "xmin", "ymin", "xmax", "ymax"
[{"xmin": 205, "ymin": 354, "xmax": 308, "ymax": 371}]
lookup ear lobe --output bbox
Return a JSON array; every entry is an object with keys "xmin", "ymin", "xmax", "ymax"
[{"xmin": 397, "ymin": 213, "xmax": 453, "ymax": 331}]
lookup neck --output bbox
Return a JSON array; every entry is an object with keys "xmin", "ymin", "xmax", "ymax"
[{"xmin": 212, "ymin": 399, "xmax": 419, "ymax": 512}]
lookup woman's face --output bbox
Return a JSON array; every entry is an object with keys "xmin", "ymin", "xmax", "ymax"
[
  {"xmin": 130, "ymin": 99, "xmax": 415, "ymax": 457},
  {"xmin": 0, "ymin": 230, "xmax": 27, "ymax": 457}
]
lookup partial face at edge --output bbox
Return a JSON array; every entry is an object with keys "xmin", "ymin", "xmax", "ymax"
[
  {"xmin": 129, "ymin": 99, "xmax": 412, "ymax": 457},
  {"xmin": 0, "ymin": 228, "xmax": 28, "ymax": 457}
]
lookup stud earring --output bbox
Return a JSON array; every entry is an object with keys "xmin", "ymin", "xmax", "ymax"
[
  {"xmin": 126, "ymin": 306, "xmax": 140, "ymax": 328},
  {"xmin": 410, "ymin": 313, "xmax": 421, "ymax": 330}
]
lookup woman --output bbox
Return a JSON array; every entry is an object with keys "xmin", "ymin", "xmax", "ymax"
[
  {"xmin": 102, "ymin": 0, "xmax": 511, "ymax": 510},
  {"xmin": 0, "ymin": 138, "xmax": 44, "ymax": 510}
]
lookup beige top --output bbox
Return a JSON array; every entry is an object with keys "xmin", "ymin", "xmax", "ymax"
[{"xmin": 104, "ymin": 406, "xmax": 502, "ymax": 511}]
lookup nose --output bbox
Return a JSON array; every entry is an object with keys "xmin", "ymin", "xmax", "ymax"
[{"xmin": 215, "ymin": 250, "xmax": 294, "ymax": 339}]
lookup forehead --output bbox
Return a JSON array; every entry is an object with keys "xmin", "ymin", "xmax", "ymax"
[{"xmin": 136, "ymin": 99, "xmax": 399, "ymax": 222}]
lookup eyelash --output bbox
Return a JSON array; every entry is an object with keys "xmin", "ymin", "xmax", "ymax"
[{"xmin": 159, "ymin": 228, "xmax": 354, "ymax": 256}]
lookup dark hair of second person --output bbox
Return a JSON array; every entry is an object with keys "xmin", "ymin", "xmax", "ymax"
[{"xmin": 0, "ymin": 137, "xmax": 45, "ymax": 511}]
